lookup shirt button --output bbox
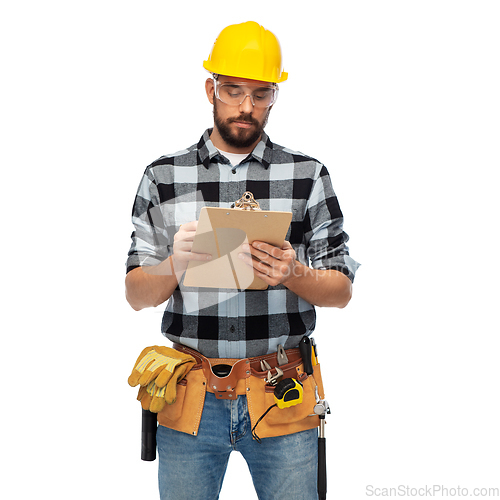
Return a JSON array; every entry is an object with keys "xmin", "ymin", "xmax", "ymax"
[
  {"xmin": 231, "ymin": 169, "xmax": 236, "ymax": 174},
  {"xmin": 230, "ymin": 325, "xmax": 235, "ymax": 333}
]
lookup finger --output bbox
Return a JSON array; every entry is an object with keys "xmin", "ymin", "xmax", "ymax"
[
  {"xmin": 254, "ymin": 240, "xmax": 294, "ymax": 254},
  {"xmin": 241, "ymin": 243, "xmax": 275, "ymax": 262},
  {"xmin": 239, "ymin": 252, "xmax": 273, "ymax": 275},
  {"xmin": 251, "ymin": 241, "xmax": 276, "ymax": 255},
  {"xmin": 187, "ymin": 252, "xmax": 212, "ymax": 262},
  {"xmin": 175, "ymin": 221, "xmax": 199, "ymax": 243},
  {"xmin": 175, "ymin": 230, "xmax": 197, "ymax": 244},
  {"xmin": 238, "ymin": 251, "xmax": 261, "ymax": 268},
  {"xmin": 175, "ymin": 242, "xmax": 210, "ymax": 257},
  {"xmin": 179, "ymin": 221, "xmax": 198, "ymax": 232},
  {"xmin": 247, "ymin": 246, "xmax": 283, "ymax": 268},
  {"xmin": 238, "ymin": 253, "xmax": 285, "ymax": 287},
  {"xmin": 173, "ymin": 239, "xmax": 196, "ymax": 252},
  {"xmin": 175, "ymin": 249, "xmax": 212, "ymax": 263},
  {"xmin": 253, "ymin": 241, "xmax": 289, "ymax": 261},
  {"xmin": 251, "ymin": 265, "xmax": 281, "ymax": 287}
]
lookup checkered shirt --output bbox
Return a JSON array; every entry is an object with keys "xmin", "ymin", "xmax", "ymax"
[{"xmin": 126, "ymin": 129, "xmax": 360, "ymax": 358}]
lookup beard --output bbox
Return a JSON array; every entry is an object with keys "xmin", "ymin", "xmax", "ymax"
[{"xmin": 213, "ymin": 99, "xmax": 270, "ymax": 149}]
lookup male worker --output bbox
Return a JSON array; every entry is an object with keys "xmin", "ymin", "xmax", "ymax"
[{"xmin": 126, "ymin": 21, "xmax": 359, "ymax": 500}]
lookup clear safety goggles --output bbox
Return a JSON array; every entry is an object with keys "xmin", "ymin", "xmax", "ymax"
[{"xmin": 214, "ymin": 79, "xmax": 279, "ymax": 108}]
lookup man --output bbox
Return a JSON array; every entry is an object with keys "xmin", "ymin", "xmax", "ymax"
[{"xmin": 126, "ymin": 21, "xmax": 359, "ymax": 500}]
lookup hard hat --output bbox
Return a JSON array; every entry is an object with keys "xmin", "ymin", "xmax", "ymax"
[{"xmin": 203, "ymin": 21, "xmax": 288, "ymax": 83}]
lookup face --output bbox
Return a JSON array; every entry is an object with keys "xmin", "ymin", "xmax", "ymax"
[{"xmin": 206, "ymin": 75, "xmax": 272, "ymax": 152}]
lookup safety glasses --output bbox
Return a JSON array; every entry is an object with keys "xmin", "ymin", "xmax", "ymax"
[{"xmin": 214, "ymin": 80, "xmax": 278, "ymax": 108}]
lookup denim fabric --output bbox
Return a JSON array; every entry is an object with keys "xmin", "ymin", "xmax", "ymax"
[{"xmin": 157, "ymin": 392, "xmax": 318, "ymax": 500}]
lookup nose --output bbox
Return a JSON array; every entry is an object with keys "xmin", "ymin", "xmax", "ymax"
[{"xmin": 238, "ymin": 94, "xmax": 254, "ymax": 113}]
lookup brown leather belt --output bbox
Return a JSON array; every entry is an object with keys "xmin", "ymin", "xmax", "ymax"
[{"xmin": 173, "ymin": 343, "xmax": 305, "ymax": 400}]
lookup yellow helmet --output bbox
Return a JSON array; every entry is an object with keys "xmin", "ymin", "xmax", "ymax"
[{"xmin": 203, "ymin": 21, "xmax": 288, "ymax": 83}]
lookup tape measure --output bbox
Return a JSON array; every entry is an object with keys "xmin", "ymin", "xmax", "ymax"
[{"xmin": 274, "ymin": 378, "xmax": 303, "ymax": 409}]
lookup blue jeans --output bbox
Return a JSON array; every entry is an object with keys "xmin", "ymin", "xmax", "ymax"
[{"xmin": 157, "ymin": 392, "xmax": 319, "ymax": 500}]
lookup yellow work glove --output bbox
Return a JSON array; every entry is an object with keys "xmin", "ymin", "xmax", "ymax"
[
  {"xmin": 137, "ymin": 383, "xmax": 165, "ymax": 413},
  {"xmin": 136, "ymin": 362, "xmax": 193, "ymax": 412},
  {"xmin": 128, "ymin": 346, "xmax": 195, "ymax": 412},
  {"xmin": 128, "ymin": 345, "xmax": 195, "ymax": 388}
]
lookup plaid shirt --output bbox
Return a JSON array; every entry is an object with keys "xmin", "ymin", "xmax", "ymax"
[{"xmin": 126, "ymin": 129, "xmax": 359, "ymax": 358}]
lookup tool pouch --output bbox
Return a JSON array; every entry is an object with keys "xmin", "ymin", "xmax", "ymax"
[
  {"xmin": 156, "ymin": 367, "xmax": 207, "ymax": 436},
  {"xmin": 247, "ymin": 363, "xmax": 325, "ymax": 439},
  {"xmin": 156, "ymin": 346, "xmax": 325, "ymax": 440}
]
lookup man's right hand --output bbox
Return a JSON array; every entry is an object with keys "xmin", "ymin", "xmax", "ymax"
[
  {"xmin": 125, "ymin": 220, "xmax": 211, "ymax": 311},
  {"xmin": 171, "ymin": 221, "xmax": 212, "ymax": 275}
]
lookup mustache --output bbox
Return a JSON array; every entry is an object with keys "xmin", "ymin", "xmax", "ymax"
[{"xmin": 227, "ymin": 114, "xmax": 259, "ymax": 126}]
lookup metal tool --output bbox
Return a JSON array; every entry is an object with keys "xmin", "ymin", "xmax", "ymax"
[
  {"xmin": 277, "ymin": 344, "xmax": 288, "ymax": 366},
  {"xmin": 260, "ymin": 359, "xmax": 271, "ymax": 372},
  {"xmin": 314, "ymin": 386, "xmax": 331, "ymax": 417},
  {"xmin": 260, "ymin": 359, "xmax": 283, "ymax": 385},
  {"xmin": 314, "ymin": 387, "xmax": 330, "ymax": 499},
  {"xmin": 266, "ymin": 366, "xmax": 283, "ymax": 385},
  {"xmin": 304, "ymin": 337, "xmax": 329, "ymax": 500}
]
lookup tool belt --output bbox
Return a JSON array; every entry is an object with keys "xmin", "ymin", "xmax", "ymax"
[{"xmin": 156, "ymin": 343, "xmax": 325, "ymax": 440}]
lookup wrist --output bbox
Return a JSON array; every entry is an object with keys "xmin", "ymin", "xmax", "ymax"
[
  {"xmin": 170, "ymin": 254, "xmax": 188, "ymax": 277},
  {"xmin": 283, "ymin": 260, "xmax": 305, "ymax": 286}
]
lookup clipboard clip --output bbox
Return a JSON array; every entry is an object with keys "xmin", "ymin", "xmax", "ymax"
[{"xmin": 233, "ymin": 191, "xmax": 261, "ymax": 211}]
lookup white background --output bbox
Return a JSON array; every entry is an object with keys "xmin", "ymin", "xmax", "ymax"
[{"xmin": 1, "ymin": 1, "xmax": 499, "ymax": 498}]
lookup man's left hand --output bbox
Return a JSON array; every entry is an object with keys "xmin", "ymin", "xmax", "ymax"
[{"xmin": 238, "ymin": 240, "xmax": 297, "ymax": 287}]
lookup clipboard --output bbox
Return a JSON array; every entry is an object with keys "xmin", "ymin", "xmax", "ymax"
[{"xmin": 183, "ymin": 193, "xmax": 292, "ymax": 290}]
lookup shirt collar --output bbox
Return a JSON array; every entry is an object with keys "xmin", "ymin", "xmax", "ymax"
[{"xmin": 197, "ymin": 129, "xmax": 273, "ymax": 170}]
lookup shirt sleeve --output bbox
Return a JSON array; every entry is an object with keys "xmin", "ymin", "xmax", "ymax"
[
  {"xmin": 126, "ymin": 168, "xmax": 171, "ymax": 273},
  {"xmin": 303, "ymin": 164, "xmax": 360, "ymax": 282}
]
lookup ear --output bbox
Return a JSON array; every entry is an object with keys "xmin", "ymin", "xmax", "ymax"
[{"xmin": 205, "ymin": 78, "xmax": 215, "ymax": 105}]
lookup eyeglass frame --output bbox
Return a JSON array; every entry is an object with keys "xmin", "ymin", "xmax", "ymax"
[{"xmin": 212, "ymin": 75, "xmax": 279, "ymax": 108}]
